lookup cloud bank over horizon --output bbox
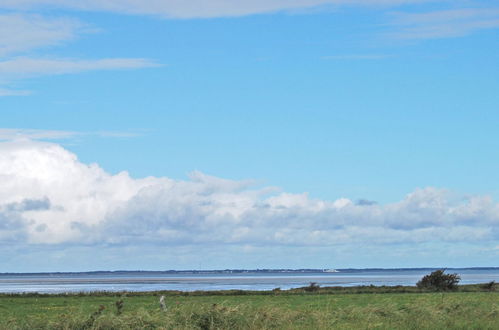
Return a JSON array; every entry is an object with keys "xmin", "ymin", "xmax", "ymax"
[{"xmin": 1, "ymin": 139, "xmax": 497, "ymax": 263}]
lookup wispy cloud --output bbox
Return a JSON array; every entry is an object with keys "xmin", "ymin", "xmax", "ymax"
[
  {"xmin": 0, "ymin": 13, "xmax": 159, "ymax": 96},
  {"xmin": 0, "ymin": 13, "xmax": 84, "ymax": 56},
  {"xmin": 0, "ymin": 88, "xmax": 31, "ymax": 96},
  {"xmin": 0, "ymin": 0, "xmax": 442, "ymax": 19},
  {"xmin": 0, "ymin": 128, "xmax": 144, "ymax": 141},
  {"xmin": 322, "ymin": 54, "xmax": 391, "ymax": 60},
  {"xmin": 0, "ymin": 57, "xmax": 160, "ymax": 78},
  {"xmin": 2, "ymin": 3, "xmax": 496, "ymax": 97},
  {"xmin": 0, "ymin": 128, "xmax": 77, "ymax": 141},
  {"xmin": 388, "ymin": 8, "xmax": 499, "ymax": 40}
]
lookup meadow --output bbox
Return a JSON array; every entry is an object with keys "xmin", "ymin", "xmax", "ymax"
[{"xmin": 0, "ymin": 285, "xmax": 497, "ymax": 329}]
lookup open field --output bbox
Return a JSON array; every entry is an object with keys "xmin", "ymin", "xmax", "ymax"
[{"xmin": 0, "ymin": 286, "xmax": 498, "ymax": 329}]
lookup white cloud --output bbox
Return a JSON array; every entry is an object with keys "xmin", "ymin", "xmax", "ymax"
[
  {"xmin": 1, "ymin": 3, "xmax": 496, "ymax": 96},
  {"xmin": 0, "ymin": 129, "xmax": 76, "ymax": 141},
  {"xmin": 0, "ymin": 128, "xmax": 146, "ymax": 142},
  {"xmin": 0, "ymin": 13, "xmax": 84, "ymax": 57},
  {"xmin": 0, "ymin": 140, "xmax": 498, "ymax": 249},
  {"xmin": 322, "ymin": 54, "xmax": 391, "ymax": 60},
  {"xmin": 0, "ymin": 88, "xmax": 31, "ymax": 96},
  {"xmin": 0, "ymin": 57, "xmax": 160, "ymax": 79},
  {"xmin": 0, "ymin": 0, "xmax": 440, "ymax": 19},
  {"xmin": 0, "ymin": 13, "xmax": 159, "ymax": 96},
  {"xmin": 0, "ymin": 140, "xmax": 158, "ymax": 243},
  {"xmin": 388, "ymin": 8, "xmax": 499, "ymax": 40}
]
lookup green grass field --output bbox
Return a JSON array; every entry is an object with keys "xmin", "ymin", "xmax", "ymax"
[{"xmin": 1, "ymin": 288, "xmax": 498, "ymax": 329}]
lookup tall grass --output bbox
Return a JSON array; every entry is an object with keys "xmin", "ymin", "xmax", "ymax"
[{"xmin": 1, "ymin": 291, "xmax": 497, "ymax": 329}]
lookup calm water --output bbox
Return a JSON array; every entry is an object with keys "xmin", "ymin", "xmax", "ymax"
[{"xmin": 1, "ymin": 269, "xmax": 498, "ymax": 293}]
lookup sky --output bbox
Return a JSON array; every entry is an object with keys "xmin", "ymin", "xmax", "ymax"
[{"xmin": 1, "ymin": 0, "xmax": 498, "ymax": 272}]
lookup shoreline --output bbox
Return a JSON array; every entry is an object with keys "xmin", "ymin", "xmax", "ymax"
[{"xmin": 1, "ymin": 282, "xmax": 496, "ymax": 297}]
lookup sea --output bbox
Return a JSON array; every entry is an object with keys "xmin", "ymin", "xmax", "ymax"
[{"xmin": 1, "ymin": 268, "xmax": 498, "ymax": 294}]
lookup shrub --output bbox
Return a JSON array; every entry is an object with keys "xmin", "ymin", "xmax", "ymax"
[
  {"xmin": 481, "ymin": 281, "xmax": 496, "ymax": 291},
  {"xmin": 83, "ymin": 304, "xmax": 105, "ymax": 328},
  {"xmin": 304, "ymin": 282, "xmax": 320, "ymax": 292},
  {"xmin": 416, "ymin": 269, "xmax": 460, "ymax": 291},
  {"xmin": 115, "ymin": 299, "xmax": 124, "ymax": 315}
]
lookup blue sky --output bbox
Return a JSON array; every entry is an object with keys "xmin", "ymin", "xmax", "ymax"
[{"xmin": 1, "ymin": 0, "xmax": 499, "ymax": 271}]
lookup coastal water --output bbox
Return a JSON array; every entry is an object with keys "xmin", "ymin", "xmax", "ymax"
[{"xmin": 1, "ymin": 269, "xmax": 498, "ymax": 294}]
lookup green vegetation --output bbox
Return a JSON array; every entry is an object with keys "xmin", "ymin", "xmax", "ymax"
[
  {"xmin": 0, "ymin": 285, "xmax": 497, "ymax": 329},
  {"xmin": 416, "ymin": 269, "xmax": 461, "ymax": 291}
]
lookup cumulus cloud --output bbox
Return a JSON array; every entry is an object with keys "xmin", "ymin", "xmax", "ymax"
[
  {"xmin": 356, "ymin": 199, "xmax": 378, "ymax": 206},
  {"xmin": 0, "ymin": 140, "xmax": 498, "ymax": 249},
  {"xmin": 0, "ymin": 0, "xmax": 438, "ymax": 18},
  {"xmin": 6, "ymin": 197, "xmax": 51, "ymax": 212}
]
